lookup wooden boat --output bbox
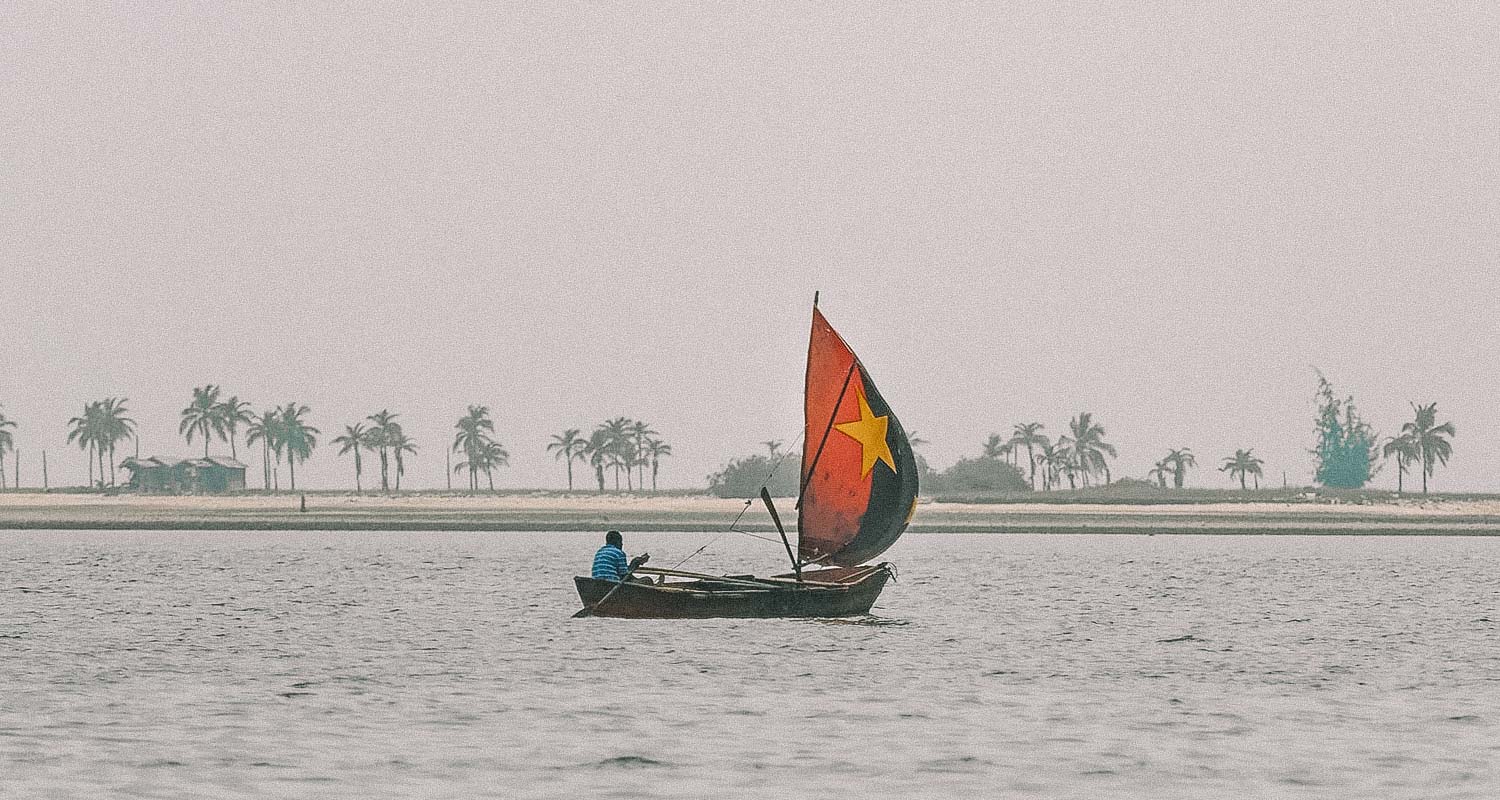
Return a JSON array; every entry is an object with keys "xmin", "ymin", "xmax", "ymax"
[{"xmin": 574, "ymin": 296, "xmax": 919, "ymax": 618}]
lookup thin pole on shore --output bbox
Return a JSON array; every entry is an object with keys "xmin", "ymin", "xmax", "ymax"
[
  {"xmin": 42, "ymin": 451, "xmax": 49, "ymax": 491},
  {"xmin": 445, "ymin": 450, "xmax": 451, "ymax": 491}
]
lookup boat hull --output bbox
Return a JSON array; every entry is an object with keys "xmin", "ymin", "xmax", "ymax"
[{"xmin": 573, "ymin": 565, "xmax": 891, "ymax": 619}]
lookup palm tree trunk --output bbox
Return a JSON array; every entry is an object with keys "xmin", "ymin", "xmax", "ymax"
[
  {"xmin": 289, "ymin": 457, "xmax": 296, "ymax": 491},
  {"xmin": 486, "ymin": 467, "xmax": 494, "ymax": 492},
  {"xmin": 1239, "ymin": 473, "xmax": 1246, "ymax": 490},
  {"xmin": 355, "ymin": 452, "xmax": 362, "ymax": 493},
  {"xmin": 566, "ymin": 460, "xmax": 574, "ymax": 491},
  {"xmin": 1396, "ymin": 461, "xmax": 1404, "ymax": 494},
  {"xmin": 652, "ymin": 462, "xmax": 659, "ymax": 492}
]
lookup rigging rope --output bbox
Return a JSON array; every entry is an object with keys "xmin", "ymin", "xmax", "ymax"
[{"xmin": 669, "ymin": 431, "xmax": 805, "ymax": 571}]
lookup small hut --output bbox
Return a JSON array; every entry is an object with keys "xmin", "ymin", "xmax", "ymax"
[{"xmin": 121, "ymin": 456, "xmax": 248, "ymax": 494}]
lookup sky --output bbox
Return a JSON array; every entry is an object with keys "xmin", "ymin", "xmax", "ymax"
[{"xmin": 3, "ymin": 2, "xmax": 1498, "ymax": 492}]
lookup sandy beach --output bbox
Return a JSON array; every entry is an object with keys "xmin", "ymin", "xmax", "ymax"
[{"xmin": 3, "ymin": 492, "xmax": 1499, "ymax": 534}]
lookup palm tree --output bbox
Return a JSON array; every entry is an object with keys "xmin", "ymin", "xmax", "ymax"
[
  {"xmin": 1008, "ymin": 423, "xmax": 1048, "ymax": 489},
  {"xmin": 366, "ymin": 410, "xmax": 400, "ymax": 492},
  {"xmin": 548, "ymin": 429, "xmax": 588, "ymax": 491},
  {"xmin": 629, "ymin": 420, "xmax": 657, "ymax": 490},
  {"xmin": 278, "ymin": 403, "xmax": 318, "ymax": 490},
  {"xmin": 981, "ymin": 433, "xmax": 1010, "ymax": 461},
  {"xmin": 1036, "ymin": 442, "xmax": 1061, "ymax": 491},
  {"xmin": 456, "ymin": 439, "xmax": 508, "ymax": 492},
  {"xmin": 1058, "ymin": 412, "xmax": 1116, "ymax": 487},
  {"xmin": 762, "ymin": 440, "xmax": 784, "ymax": 457},
  {"xmin": 217, "ymin": 396, "xmax": 254, "ymax": 459},
  {"xmin": 1402, "ymin": 402, "xmax": 1456, "ymax": 495},
  {"xmin": 451, "ymin": 405, "xmax": 495, "ymax": 492},
  {"xmin": 66, "ymin": 402, "xmax": 100, "ymax": 488},
  {"xmin": 179, "ymin": 385, "xmax": 225, "ymax": 458},
  {"xmin": 584, "ymin": 427, "xmax": 610, "ymax": 492},
  {"xmin": 644, "ymin": 438, "xmax": 672, "ymax": 491},
  {"xmin": 96, "ymin": 397, "xmax": 135, "ymax": 486},
  {"xmin": 1219, "ymin": 448, "xmax": 1264, "ymax": 490},
  {"xmin": 600, "ymin": 417, "xmax": 635, "ymax": 491},
  {"xmin": 0, "ymin": 409, "xmax": 16, "ymax": 490},
  {"xmin": 244, "ymin": 409, "xmax": 283, "ymax": 490},
  {"xmin": 1161, "ymin": 448, "xmax": 1196, "ymax": 489},
  {"xmin": 1148, "ymin": 460, "xmax": 1170, "ymax": 489},
  {"xmin": 1382, "ymin": 433, "xmax": 1419, "ymax": 495},
  {"xmin": 333, "ymin": 423, "xmax": 367, "ymax": 492},
  {"xmin": 389, "ymin": 429, "xmax": 417, "ymax": 490}
]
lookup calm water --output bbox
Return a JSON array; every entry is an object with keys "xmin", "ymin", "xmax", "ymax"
[{"xmin": 2, "ymin": 530, "xmax": 1497, "ymax": 799}]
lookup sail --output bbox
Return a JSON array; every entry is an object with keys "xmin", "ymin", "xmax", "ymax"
[{"xmin": 797, "ymin": 307, "xmax": 919, "ymax": 566}]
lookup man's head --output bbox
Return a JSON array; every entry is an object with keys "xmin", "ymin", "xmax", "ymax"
[{"xmin": 605, "ymin": 530, "xmax": 622, "ymax": 547}]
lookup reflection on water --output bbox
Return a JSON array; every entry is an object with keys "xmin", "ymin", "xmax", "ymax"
[{"xmin": 1, "ymin": 530, "xmax": 1498, "ymax": 798}]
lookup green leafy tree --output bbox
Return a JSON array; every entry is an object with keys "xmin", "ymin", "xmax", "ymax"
[
  {"xmin": 217, "ymin": 396, "xmax": 254, "ymax": 459},
  {"xmin": 365, "ymin": 410, "xmax": 400, "ymax": 492},
  {"xmin": 1034, "ymin": 442, "xmax": 1062, "ymax": 491},
  {"xmin": 179, "ymin": 385, "xmax": 225, "ymax": 458},
  {"xmin": 244, "ymin": 409, "xmax": 283, "ymax": 490},
  {"xmin": 1402, "ymin": 402, "xmax": 1455, "ymax": 495},
  {"xmin": 1382, "ymin": 433, "xmax": 1418, "ymax": 495},
  {"xmin": 629, "ymin": 420, "xmax": 657, "ymax": 490},
  {"xmin": 1220, "ymin": 448, "xmax": 1264, "ymax": 489},
  {"xmin": 981, "ymin": 433, "xmax": 1010, "ymax": 461},
  {"xmin": 278, "ymin": 403, "xmax": 318, "ymax": 490},
  {"xmin": 0, "ymin": 408, "xmax": 16, "ymax": 490},
  {"xmin": 389, "ymin": 429, "xmax": 416, "ymax": 490},
  {"xmin": 66, "ymin": 402, "xmax": 101, "ymax": 487},
  {"xmin": 455, "ymin": 438, "xmax": 508, "ymax": 492},
  {"xmin": 931, "ymin": 457, "xmax": 1028, "ymax": 494},
  {"xmin": 451, "ymin": 405, "xmax": 495, "ymax": 492},
  {"xmin": 707, "ymin": 452, "xmax": 799, "ymax": 498},
  {"xmin": 1311, "ymin": 373, "xmax": 1379, "ymax": 488},
  {"xmin": 547, "ymin": 428, "xmax": 588, "ymax": 491},
  {"xmin": 584, "ymin": 427, "xmax": 610, "ymax": 492},
  {"xmin": 333, "ymin": 423, "xmax": 367, "ymax": 492},
  {"xmin": 1057, "ymin": 412, "xmax": 1116, "ymax": 487},
  {"xmin": 1161, "ymin": 448, "xmax": 1195, "ymax": 488},
  {"xmin": 644, "ymin": 438, "xmax": 672, "ymax": 491},
  {"xmin": 1008, "ymin": 423, "xmax": 1049, "ymax": 489},
  {"xmin": 97, "ymin": 397, "xmax": 135, "ymax": 486},
  {"xmin": 1148, "ymin": 459, "xmax": 1170, "ymax": 489},
  {"xmin": 600, "ymin": 417, "xmax": 635, "ymax": 491}
]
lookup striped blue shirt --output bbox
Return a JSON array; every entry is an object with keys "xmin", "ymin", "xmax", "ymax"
[{"xmin": 592, "ymin": 544, "xmax": 629, "ymax": 581}]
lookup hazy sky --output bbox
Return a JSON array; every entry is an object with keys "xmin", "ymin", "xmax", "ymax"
[{"xmin": 4, "ymin": 3, "xmax": 1498, "ymax": 491}]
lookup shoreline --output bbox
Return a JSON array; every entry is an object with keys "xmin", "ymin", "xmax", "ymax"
[{"xmin": 3, "ymin": 492, "xmax": 1500, "ymax": 535}]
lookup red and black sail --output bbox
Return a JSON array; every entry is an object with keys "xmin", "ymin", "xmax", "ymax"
[{"xmin": 797, "ymin": 306, "xmax": 919, "ymax": 566}]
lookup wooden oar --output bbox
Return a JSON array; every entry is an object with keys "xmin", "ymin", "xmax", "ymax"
[{"xmin": 572, "ymin": 561, "xmax": 643, "ymax": 618}]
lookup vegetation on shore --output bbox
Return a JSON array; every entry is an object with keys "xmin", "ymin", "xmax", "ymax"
[{"xmin": 0, "ymin": 373, "xmax": 1463, "ymax": 495}]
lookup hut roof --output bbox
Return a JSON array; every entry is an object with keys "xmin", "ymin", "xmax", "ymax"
[{"xmin": 120, "ymin": 456, "xmax": 246, "ymax": 470}]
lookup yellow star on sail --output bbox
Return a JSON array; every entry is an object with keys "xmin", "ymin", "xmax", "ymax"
[{"xmin": 835, "ymin": 386, "xmax": 897, "ymax": 477}]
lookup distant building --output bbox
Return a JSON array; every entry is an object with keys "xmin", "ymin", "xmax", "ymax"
[{"xmin": 120, "ymin": 456, "xmax": 248, "ymax": 494}]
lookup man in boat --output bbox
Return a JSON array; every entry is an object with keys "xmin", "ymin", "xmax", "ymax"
[{"xmin": 592, "ymin": 530, "xmax": 651, "ymax": 583}]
